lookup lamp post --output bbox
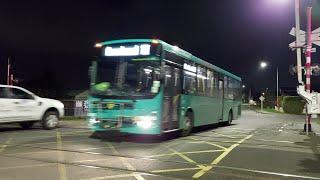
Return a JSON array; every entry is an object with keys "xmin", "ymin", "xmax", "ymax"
[{"xmin": 260, "ymin": 61, "xmax": 279, "ymax": 110}]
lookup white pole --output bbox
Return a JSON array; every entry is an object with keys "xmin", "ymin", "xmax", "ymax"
[
  {"xmin": 295, "ymin": 0, "xmax": 303, "ymax": 85},
  {"xmin": 276, "ymin": 67, "xmax": 279, "ymax": 110}
]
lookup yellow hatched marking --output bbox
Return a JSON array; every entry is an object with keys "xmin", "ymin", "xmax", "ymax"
[
  {"xmin": 147, "ymin": 149, "xmax": 224, "ymax": 158},
  {"xmin": 211, "ymin": 132, "xmax": 238, "ymax": 139},
  {"xmin": 166, "ymin": 147, "xmax": 198, "ymax": 164},
  {"xmin": 151, "ymin": 167, "xmax": 202, "ymax": 173},
  {"xmin": 192, "ymin": 134, "xmax": 253, "ymax": 179},
  {"xmin": 56, "ymin": 131, "xmax": 68, "ymax": 180},
  {"xmin": 106, "ymin": 143, "xmax": 145, "ymax": 180},
  {"xmin": 189, "ymin": 137, "xmax": 227, "ymax": 150}
]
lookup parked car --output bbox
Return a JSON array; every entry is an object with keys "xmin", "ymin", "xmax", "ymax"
[{"xmin": 0, "ymin": 85, "xmax": 64, "ymax": 129}]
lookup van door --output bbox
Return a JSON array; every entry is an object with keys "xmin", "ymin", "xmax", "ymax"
[
  {"xmin": 9, "ymin": 87, "xmax": 38, "ymax": 121},
  {"xmin": 0, "ymin": 87, "xmax": 15, "ymax": 123}
]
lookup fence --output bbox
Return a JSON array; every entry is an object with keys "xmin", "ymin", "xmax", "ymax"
[{"xmin": 60, "ymin": 99, "xmax": 88, "ymax": 117}]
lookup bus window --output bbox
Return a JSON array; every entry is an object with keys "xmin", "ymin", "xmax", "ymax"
[
  {"xmin": 197, "ymin": 66, "xmax": 206, "ymax": 96},
  {"xmin": 183, "ymin": 70, "xmax": 196, "ymax": 94},
  {"xmin": 164, "ymin": 65, "xmax": 172, "ymax": 96},
  {"xmin": 206, "ymin": 70, "xmax": 214, "ymax": 97}
]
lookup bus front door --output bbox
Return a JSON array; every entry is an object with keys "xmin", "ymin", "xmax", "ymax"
[{"xmin": 162, "ymin": 65, "xmax": 181, "ymax": 131}]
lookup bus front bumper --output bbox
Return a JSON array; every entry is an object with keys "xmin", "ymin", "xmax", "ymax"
[{"xmin": 87, "ymin": 116, "xmax": 161, "ymax": 135}]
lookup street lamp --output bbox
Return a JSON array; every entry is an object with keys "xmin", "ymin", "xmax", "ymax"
[
  {"xmin": 260, "ymin": 61, "xmax": 268, "ymax": 69},
  {"xmin": 259, "ymin": 61, "xmax": 280, "ymax": 110}
]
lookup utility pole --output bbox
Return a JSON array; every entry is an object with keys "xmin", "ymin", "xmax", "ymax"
[
  {"xmin": 295, "ymin": 0, "xmax": 303, "ymax": 85},
  {"xmin": 7, "ymin": 57, "xmax": 10, "ymax": 85},
  {"xmin": 304, "ymin": 7, "xmax": 313, "ymax": 133},
  {"xmin": 276, "ymin": 67, "xmax": 279, "ymax": 110}
]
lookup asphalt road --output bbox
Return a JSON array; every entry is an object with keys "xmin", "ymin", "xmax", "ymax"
[{"xmin": 0, "ymin": 110, "xmax": 320, "ymax": 180}]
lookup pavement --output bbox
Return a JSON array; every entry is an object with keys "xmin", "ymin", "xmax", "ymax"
[{"xmin": 0, "ymin": 110, "xmax": 320, "ymax": 180}]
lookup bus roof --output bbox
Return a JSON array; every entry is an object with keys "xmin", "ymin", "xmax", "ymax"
[{"xmin": 99, "ymin": 39, "xmax": 241, "ymax": 81}]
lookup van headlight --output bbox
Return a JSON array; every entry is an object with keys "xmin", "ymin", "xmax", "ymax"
[{"xmin": 88, "ymin": 114, "xmax": 100, "ymax": 124}]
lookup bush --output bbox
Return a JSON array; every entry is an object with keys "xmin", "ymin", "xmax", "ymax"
[{"xmin": 282, "ymin": 96, "xmax": 305, "ymax": 114}]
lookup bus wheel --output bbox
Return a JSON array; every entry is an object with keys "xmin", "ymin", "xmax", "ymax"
[
  {"xmin": 181, "ymin": 111, "xmax": 193, "ymax": 137},
  {"xmin": 227, "ymin": 111, "xmax": 233, "ymax": 125}
]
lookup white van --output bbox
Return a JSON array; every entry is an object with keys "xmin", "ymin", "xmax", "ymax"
[{"xmin": 0, "ymin": 85, "xmax": 64, "ymax": 129}]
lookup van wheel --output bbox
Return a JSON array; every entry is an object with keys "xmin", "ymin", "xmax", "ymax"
[
  {"xmin": 19, "ymin": 121, "xmax": 35, "ymax": 129},
  {"xmin": 42, "ymin": 111, "xmax": 59, "ymax": 130},
  {"xmin": 181, "ymin": 111, "xmax": 194, "ymax": 137}
]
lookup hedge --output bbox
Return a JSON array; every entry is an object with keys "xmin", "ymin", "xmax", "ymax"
[{"xmin": 282, "ymin": 96, "xmax": 305, "ymax": 114}]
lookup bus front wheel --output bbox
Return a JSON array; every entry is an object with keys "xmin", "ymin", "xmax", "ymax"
[
  {"xmin": 181, "ymin": 111, "xmax": 194, "ymax": 137},
  {"xmin": 227, "ymin": 111, "xmax": 233, "ymax": 125}
]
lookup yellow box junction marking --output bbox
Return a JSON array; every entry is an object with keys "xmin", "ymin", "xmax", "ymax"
[
  {"xmin": 147, "ymin": 149, "xmax": 224, "ymax": 158},
  {"xmin": 189, "ymin": 137, "xmax": 227, "ymax": 150},
  {"xmin": 192, "ymin": 134, "xmax": 253, "ymax": 179},
  {"xmin": 106, "ymin": 142, "xmax": 145, "ymax": 180},
  {"xmin": 56, "ymin": 131, "xmax": 68, "ymax": 180},
  {"xmin": 151, "ymin": 134, "xmax": 253, "ymax": 177}
]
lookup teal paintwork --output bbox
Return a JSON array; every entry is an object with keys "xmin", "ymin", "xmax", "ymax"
[
  {"xmin": 90, "ymin": 39, "xmax": 242, "ymax": 134},
  {"xmin": 87, "ymin": 90, "xmax": 163, "ymax": 135}
]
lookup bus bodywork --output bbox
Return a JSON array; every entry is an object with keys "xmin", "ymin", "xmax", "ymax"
[{"xmin": 88, "ymin": 39, "xmax": 242, "ymax": 135}]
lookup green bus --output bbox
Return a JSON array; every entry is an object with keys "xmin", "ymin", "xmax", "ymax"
[{"xmin": 88, "ymin": 39, "xmax": 242, "ymax": 136}]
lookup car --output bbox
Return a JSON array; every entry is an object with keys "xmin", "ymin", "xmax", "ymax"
[{"xmin": 0, "ymin": 85, "xmax": 64, "ymax": 129}]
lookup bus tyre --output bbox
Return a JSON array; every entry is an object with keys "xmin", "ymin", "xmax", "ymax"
[
  {"xmin": 19, "ymin": 121, "xmax": 35, "ymax": 129},
  {"xmin": 42, "ymin": 111, "xmax": 59, "ymax": 130},
  {"xmin": 227, "ymin": 111, "xmax": 233, "ymax": 126},
  {"xmin": 181, "ymin": 112, "xmax": 194, "ymax": 137}
]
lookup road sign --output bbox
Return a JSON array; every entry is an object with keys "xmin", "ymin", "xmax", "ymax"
[
  {"xmin": 259, "ymin": 96, "xmax": 265, "ymax": 102},
  {"xmin": 289, "ymin": 27, "xmax": 320, "ymax": 48}
]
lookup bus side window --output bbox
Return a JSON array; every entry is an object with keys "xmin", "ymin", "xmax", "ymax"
[
  {"xmin": 197, "ymin": 66, "xmax": 206, "ymax": 96},
  {"xmin": 164, "ymin": 65, "xmax": 172, "ymax": 96},
  {"xmin": 183, "ymin": 70, "xmax": 196, "ymax": 94},
  {"xmin": 206, "ymin": 70, "xmax": 214, "ymax": 97}
]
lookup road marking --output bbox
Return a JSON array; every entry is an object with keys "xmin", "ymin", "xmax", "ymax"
[
  {"xmin": 147, "ymin": 149, "xmax": 224, "ymax": 158},
  {"xmin": 192, "ymin": 134, "xmax": 253, "ymax": 179},
  {"xmin": 0, "ymin": 163, "xmax": 56, "ymax": 170},
  {"xmin": 106, "ymin": 142, "xmax": 145, "ymax": 180},
  {"xmin": 164, "ymin": 146, "xmax": 198, "ymax": 165},
  {"xmin": 0, "ymin": 138, "xmax": 12, "ymax": 153},
  {"xmin": 216, "ymin": 165, "xmax": 320, "ymax": 180},
  {"xmin": 253, "ymin": 138, "xmax": 294, "ymax": 144},
  {"xmin": 5, "ymin": 150, "xmax": 56, "ymax": 156},
  {"xmin": 81, "ymin": 173, "xmax": 145, "ymax": 180},
  {"xmin": 151, "ymin": 167, "xmax": 202, "ymax": 173},
  {"xmin": 188, "ymin": 137, "xmax": 227, "ymax": 150},
  {"xmin": 56, "ymin": 131, "xmax": 68, "ymax": 180}
]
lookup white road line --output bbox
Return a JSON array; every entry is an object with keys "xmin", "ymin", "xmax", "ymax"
[
  {"xmin": 216, "ymin": 165, "xmax": 320, "ymax": 180},
  {"xmin": 0, "ymin": 163, "xmax": 56, "ymax": 170}
]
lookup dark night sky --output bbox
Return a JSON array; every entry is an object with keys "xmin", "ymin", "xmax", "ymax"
[{"xmin": 0, "ymin": 0, "xmax": 320, "ymax": 96}]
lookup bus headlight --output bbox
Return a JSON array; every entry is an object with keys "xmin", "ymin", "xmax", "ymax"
[
  {"xmin": 136, "ymin": 112, "xmax": 157, "ymax": 129},
  {"xmin": 137, "ymin": 117, "xmax": 153, "ymax": 129}
]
